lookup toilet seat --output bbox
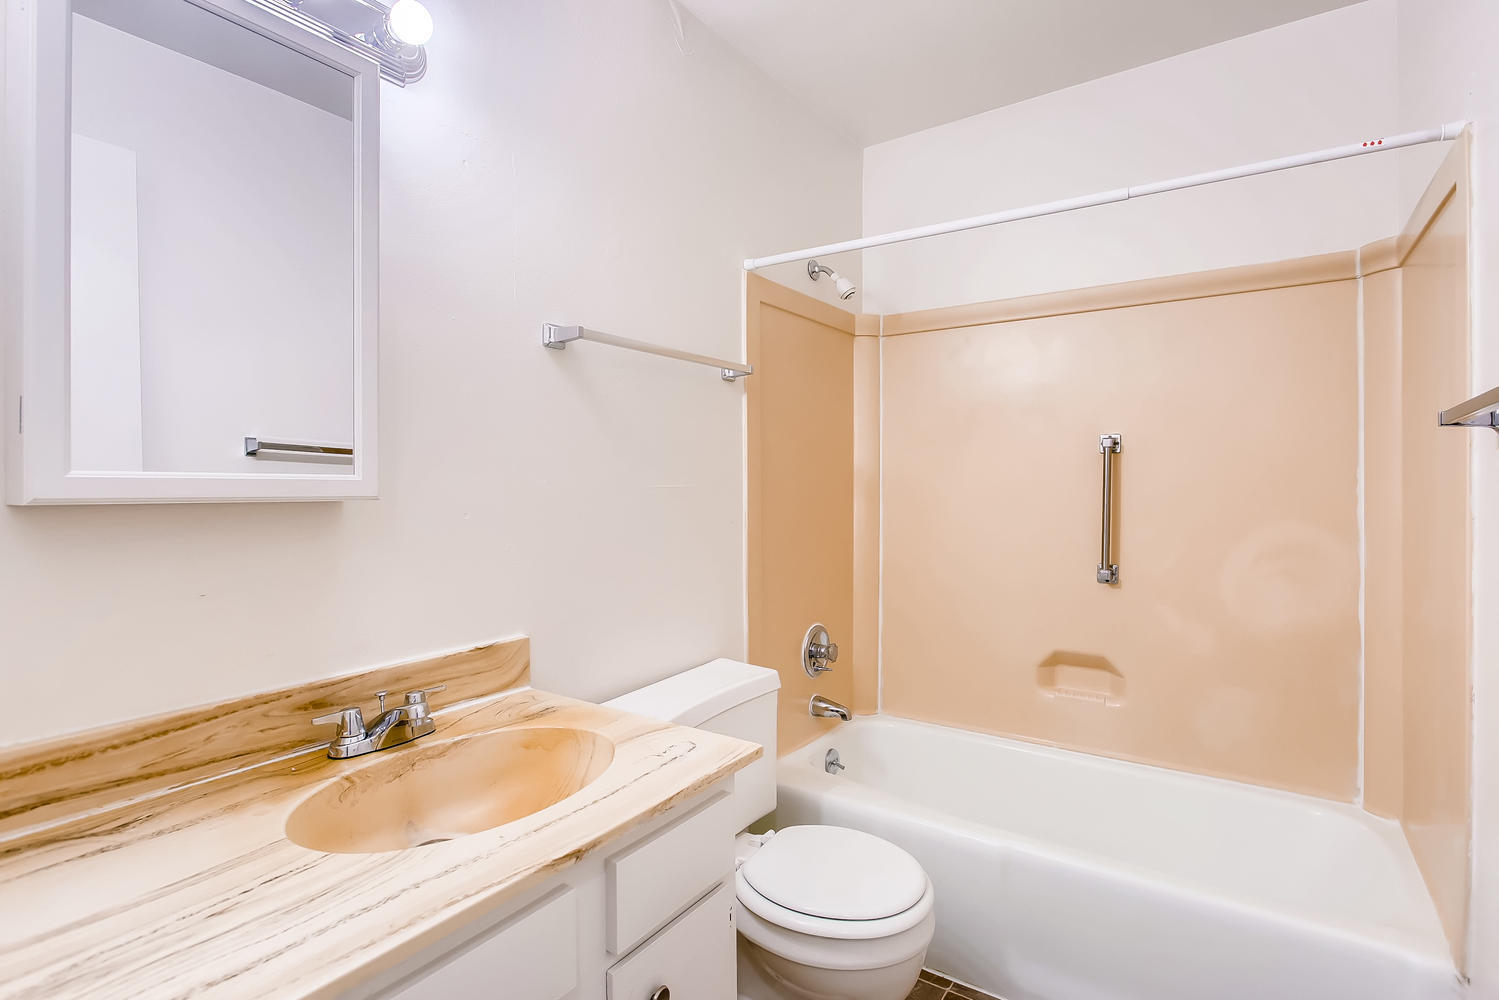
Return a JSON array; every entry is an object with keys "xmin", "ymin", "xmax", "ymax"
[
  {"xmin": 736, "ymin": 869, "xmax": 935, "ymax": 940},
  {"xmin": 735, "ymin": 825, "xmax": 934, "ymax": 940}
]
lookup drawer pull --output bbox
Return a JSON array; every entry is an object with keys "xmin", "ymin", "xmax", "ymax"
[{"xmin": 651, "ymin": 988, "xmax": 670, "ymax": 1000}]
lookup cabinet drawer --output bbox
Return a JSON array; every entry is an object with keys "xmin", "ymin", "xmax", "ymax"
[
  {"xmin": 379, "ymin": 888, "xmax": 577, "ymax": 1000},
  {"xmin": 607, "ymin": 790, "xmax": 732, "ymax": 955},
  {"xmin": 607, "ymin": 881, "xmax": 735, "ymax": 1000}
]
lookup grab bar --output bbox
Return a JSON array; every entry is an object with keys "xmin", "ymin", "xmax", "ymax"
[{"xmin": 1097, "ymin": 434, "xmax": 1121, "ymax": 584}]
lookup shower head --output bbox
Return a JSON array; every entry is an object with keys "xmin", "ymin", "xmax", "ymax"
[{"xmin": 808, "ymin": 259, "xmax": 856, "ymax": 300}]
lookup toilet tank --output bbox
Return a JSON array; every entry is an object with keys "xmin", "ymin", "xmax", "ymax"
[{"xmin": 605, "ymin": 659, "xmax": 780, "ymax": 832}]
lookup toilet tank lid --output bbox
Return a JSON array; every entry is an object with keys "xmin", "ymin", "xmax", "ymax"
[{"xmin": 604, "ymin": 658, "xmax": 780, "ymax": 727}]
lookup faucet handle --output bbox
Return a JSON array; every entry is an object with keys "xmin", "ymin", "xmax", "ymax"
[
  {"xmin": 404, "ymin": 683, "xmax": 446, "ymax": 705},
  {"xmin": 311, "ymin": 706, "xmax": 367, "ymax": 740},
  {"xmin": 401, "ymin": 684, "xmax": 447, "ymax": 721}
]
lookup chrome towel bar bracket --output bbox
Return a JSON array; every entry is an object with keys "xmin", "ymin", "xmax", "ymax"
[
  {"xmin": 1098, "ymin": 433, "xmax": 1121, "ymax": 585},
  {"xmin": 542, "ymin": 324, "xmax": 752, "ymax": 382}
]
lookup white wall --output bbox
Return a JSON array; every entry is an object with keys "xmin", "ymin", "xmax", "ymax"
[
  {"xmin": 860, "ymin": 1, "xmax": 1401, "ymax": 315},
  {"xmin": 0, "ymin": 0, "xmax": 861, "ymax": 746},
  {"xmin": 1394, "ymin": 1, "xmax": 1499, "ymax": 991}
]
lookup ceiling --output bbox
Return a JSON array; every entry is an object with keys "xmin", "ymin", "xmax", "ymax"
[{"xmin": 677, "ymin": 0, "xmax": 1365, "ymax": 146}]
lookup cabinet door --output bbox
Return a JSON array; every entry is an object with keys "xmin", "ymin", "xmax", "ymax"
[
  {"xmin": 607, "ymin": 790, "xmax": 732, "ymax": 954},
  {"xmin": 607, "ymin": 881, "xmax": 735, "ymax": 1000},
  {"xmin": 380, "ymin": 888, "xmax": 578, "ymax": 1000}
]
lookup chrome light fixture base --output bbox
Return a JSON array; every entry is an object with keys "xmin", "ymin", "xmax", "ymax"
[{"xmin": 252, "ymin": 0, "xmax": 430, "ymax": 85}]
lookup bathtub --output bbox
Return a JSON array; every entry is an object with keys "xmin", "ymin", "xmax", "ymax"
[{"xmin": 773, "ymin": 717, "xmax": 1458, "ymax": 1000}]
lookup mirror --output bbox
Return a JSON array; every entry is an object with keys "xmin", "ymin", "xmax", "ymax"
[{"xmin": 6, "ymin": 0, "xmax": 378, "ymax": 503}]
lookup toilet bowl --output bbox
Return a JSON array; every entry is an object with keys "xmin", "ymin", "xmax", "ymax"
[
  {"xmin": 604, "ymin": 661, "xmax": 936, "ymax": 999},
  {"xmin": 734, "ymin": 825, "xmax": 936, "ymax": 1000}
]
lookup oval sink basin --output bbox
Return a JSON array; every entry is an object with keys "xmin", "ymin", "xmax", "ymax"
[{"xmin": 285, "ymin": 727, "xmax": 616, "ymax": 854}]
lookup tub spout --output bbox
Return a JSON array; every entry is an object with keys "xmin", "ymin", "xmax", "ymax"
[{"xmin": 809, "ymin": 695, "xmax": 851, "ymax": 721}]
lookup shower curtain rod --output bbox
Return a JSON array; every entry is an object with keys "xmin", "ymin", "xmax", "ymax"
[{"xmin": 743, "ymin": 121, "xmax": 1469, "ymax": 271}]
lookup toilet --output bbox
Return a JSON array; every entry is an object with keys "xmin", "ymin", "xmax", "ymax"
[{"xmin": 606, "ymin": 659, "xmax": 935, "ymax": 1000}]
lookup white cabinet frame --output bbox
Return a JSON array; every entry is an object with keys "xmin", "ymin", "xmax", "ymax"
[{"xmin": 4, "ymin": 0, "xmax": 380, "ymax": 503}]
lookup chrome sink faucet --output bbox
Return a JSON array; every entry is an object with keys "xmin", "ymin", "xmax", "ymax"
[
  {"xmin": 312, "ymin": 684, "xmax": 446, "ymax": 759},
  {"xmin": 809, "ymin": 694, "xmax": 850, "ymax": 721}
]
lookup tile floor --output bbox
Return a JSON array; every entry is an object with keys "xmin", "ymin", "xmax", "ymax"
[{"xmin": 907, "ymin": 968, "xmax": 1003, "ymax": 1000}]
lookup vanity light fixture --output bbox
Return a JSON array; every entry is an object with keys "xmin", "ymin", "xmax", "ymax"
[
  {"xmin": 268, "ymin": 0, "xmax": 433, "ymax": 85},
  {"xmin": 383, "ymin": 0, "xmax": 435, "ymax": 47}
]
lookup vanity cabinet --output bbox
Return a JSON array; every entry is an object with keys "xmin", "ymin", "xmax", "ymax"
[
  {"xmin": 366, "ymin": 782, "xmax": 739, "ymax": 1000},
  {"xmin": 606, "ymin": 882, "xmax": 736, "ymax": 1000},
  {"xmin": 380, "ymin": 889, "xmax": 581, "ymax": 1000},
  {"xmin": 607, "ymin": 792, "xmax": 733, "ymax": 955}
]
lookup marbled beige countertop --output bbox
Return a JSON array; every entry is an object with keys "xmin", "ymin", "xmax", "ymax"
[{"xmin": 0, "ymin": 683, "xmax": 760, "ymax": 1000}]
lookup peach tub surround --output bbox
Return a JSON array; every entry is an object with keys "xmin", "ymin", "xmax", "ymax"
[
  {"xmin": 0, "ymin": 637, "xmax": 760, "ymax": 999},
  {"xmin": 746, "ymin": 273, "xmax": 867, "ymax": 750},
  {"xmin": 880, "ymin": 271, "xmax": 1363, "ymax": 798},
  {"xmin": 1363, "ymin": 141, "xmax": 1473, "ymax": 964}
]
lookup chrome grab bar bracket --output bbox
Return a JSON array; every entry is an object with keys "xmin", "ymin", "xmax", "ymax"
[
  {"xmin": 1098, "ymin": 433, "xmax": 1121, "ymax": 585},
  {"xmin": 1438, "ymin": 384, "xmax": 1499, "ymax": 432}
]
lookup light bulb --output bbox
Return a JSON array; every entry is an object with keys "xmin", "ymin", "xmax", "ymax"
[{"xmin": 387, "ymin": 0, "xmax": 433, "ymax": 47}]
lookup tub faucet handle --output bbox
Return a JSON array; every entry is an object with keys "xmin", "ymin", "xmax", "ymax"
[{"xmin": 802, "ymin": 623, "xmax": 839, "ymax": 677}]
